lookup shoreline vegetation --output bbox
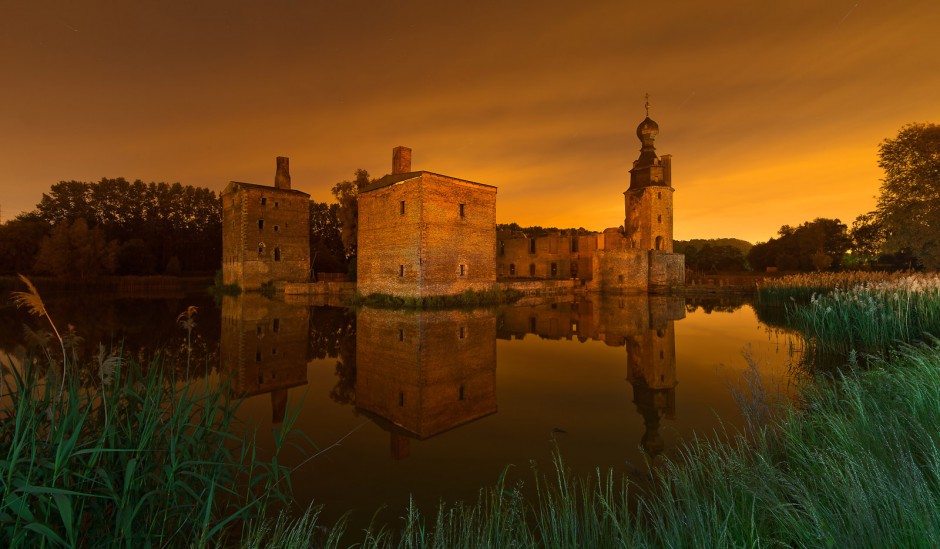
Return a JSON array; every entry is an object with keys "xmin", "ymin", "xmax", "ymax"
[
  {"xmin": 3, "ymin": 272, "xmax": 939, "ymax": 545},
  {"xmin": 347, "ymin": 287, "xmax": 525, "ymax": 310}
]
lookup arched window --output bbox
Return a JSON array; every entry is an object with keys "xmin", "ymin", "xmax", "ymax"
[{"xmin": 655, "ymin": 236, "xmax": 664, "ymax": 250}]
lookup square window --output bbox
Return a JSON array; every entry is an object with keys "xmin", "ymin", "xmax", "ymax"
[
  {"xmin": 261, "ymin": 197, "xmax": 267, "ymax": 206},
  {"xmin": 274, "ymin": 201, "xmax": 279, "ymax": 208},
  {"xmin": 273, "ymin": 225, "xmax": 279, "ymax": 232}
]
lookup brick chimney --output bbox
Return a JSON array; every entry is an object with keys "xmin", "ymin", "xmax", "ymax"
[
  {"xmin": 274, "ymin": 156, "xmax": 291, "ymax": 190},
  {"xmin": 392, "ymin": 146, "xmax": 412, "ymax": 175}
]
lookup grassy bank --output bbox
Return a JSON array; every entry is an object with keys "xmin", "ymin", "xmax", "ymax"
[
  {"xmin": 348, "ymin": 287, "xmax": 524, "ymax": 309},
  {"xmin": 250, "ymin": 340, "xmax": 940, "ymax": 547}
]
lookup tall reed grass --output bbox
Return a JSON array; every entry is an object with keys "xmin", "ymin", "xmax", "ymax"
[
  {"xmin": 244, "ymin": 340, "xmax": 940, "ymax": 547},
  {"xmin": 785, "ymin": 273, "xmax": 940, "ymax": 354},
  {"xmin": 757, "ymin": 271, "xmax": 904, "ymax": 303},
  {"xmin": 0, "ymin": 351, "xmax": 298, "ymax": 547}
]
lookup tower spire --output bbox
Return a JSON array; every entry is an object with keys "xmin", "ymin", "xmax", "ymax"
[{"xmin": 644, "ymin": 93, "xmax": 650, "ymax": 117}]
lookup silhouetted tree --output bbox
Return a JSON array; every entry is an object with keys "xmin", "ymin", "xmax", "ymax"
[
  {"xmin": 34, "ymin": 219, "xmax": 118, "ymax": 280},
  {"xmin": 747, "ymin": 218, "xmax": 850, "ymax": 272},
  {"xmin": 309, "ymin": 201, "xmax": 346, "ymax": 276},
  {"xmin": 874, "ymin": 123, "xmax": 940, "ymax": 269},
  {"xmin": 0, "ymin": 214, "xmax": 50, "ymax": 274}
]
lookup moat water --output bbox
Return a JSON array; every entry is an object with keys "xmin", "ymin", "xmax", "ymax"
[{"xmin": 0, "ymin": 289, "xmax": 803, "ymax": 528}]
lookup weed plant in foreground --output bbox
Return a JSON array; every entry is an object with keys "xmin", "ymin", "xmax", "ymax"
[
  {"xmin": 0, "ymin": 354, "xmax": 298, "ymax": 547},
  {"xmin": 246, "ymin": 341, "xmax": 940, "ymax": 548}
]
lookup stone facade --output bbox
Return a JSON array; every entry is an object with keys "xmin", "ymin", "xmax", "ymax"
[
  {"xmin": 221, "ymin": 157, "xmax": 311, "ymax": 290},
  {"xmin": 357, "ymin": 150, "xmax": 497, "ymax": 298}
]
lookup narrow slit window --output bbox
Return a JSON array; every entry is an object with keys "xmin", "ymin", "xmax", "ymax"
[
  {"xmin": 400, "ymin": 201, "xmax": 405, "ymax": 215},
  {"xmin": 261, "ymin": 197, "xmax": 267, "ymax": 206},
  {"xmin": 509, "ymin": 263, "xmax": 516, "ymax": 276},
  {"xmin": 529, "ymin": 263, "xmax": 535, "ymax": 276},
  {"xmin": 459, "ymin": 264, "xmax": 465, "ymax": 276},
  {"xmin": 255, "ymin": 350, "xmax": 261, "ymax": 362},
  {"xmin": 274, "ymin": 200, "xmax": 279, "ymax": 208},
  {"xmin": 274, "ymin": 247, "xmax": 281, "ymax": 261},
  {"xmin": 273, "ymin": 225, "xmax": 279, "ymax": 232},
  {"xmin": 459, "ymin": 385, "xmax": 465, "ymax": 401},
  {"xmin": 459, "ymin": 203, "xmax": 465, "ymax": 217},
  {"xmin": 399, "ymin": 264, "xmax": 404, "ymax": 277},
  {"xmin": 658, "ymin": 214, "xmax": 662, "ymax": 223},
  {"xmin": 258, "ymin": 219, "xmax": 264, "ymax": 230},
  {"xmin": 551, "ymin": 262, "xmax": 557, "ymax": 277},
  {"xmin": 459, "ymin": 326, "xmax": 465, "ymax": 339},
  {"xmin": 530, "ymin": 239, "xmax": 536, "ymax": 253},
  {"xmin": 399, "ymin": 392, "xmax": 404, "ymax": 407},
  {"xmin": 272, "ymin": 318, "xmax": 280, "ymax": 333},
  {"xmin": 398, "ymin": 329, "xmax": 404, "ymax": 341}
]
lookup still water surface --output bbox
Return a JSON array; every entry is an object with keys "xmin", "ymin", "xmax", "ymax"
[{"xmin": 1, "ymin": 290, "xmax": 799, "ymax": 526}]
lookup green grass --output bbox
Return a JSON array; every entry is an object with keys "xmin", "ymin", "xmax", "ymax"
[
  {"xmin": 0, "ymin": 352, "xmax": 296, "ymax": 547},
  {"xmin": 348, "ymin": 287, "xmax": 524, "ymax": 310},
  {"xmin": 245, "ymin": 340, "xmax": 940, "ymax": 547}
]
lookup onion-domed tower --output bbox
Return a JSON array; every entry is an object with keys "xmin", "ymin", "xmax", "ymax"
[{"xmin": 625, "ymin": 96, "xmax": 673, "ymax": 252}]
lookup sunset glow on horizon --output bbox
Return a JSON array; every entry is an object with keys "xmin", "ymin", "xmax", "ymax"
[{"xmin": 2, "ymin": 0, "xmax": 938, "ymax": 243}]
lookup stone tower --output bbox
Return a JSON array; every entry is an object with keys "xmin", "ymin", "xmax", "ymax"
[{"xmin": 625, "ymin": 105, "xmax": 673, "ymax": 252}]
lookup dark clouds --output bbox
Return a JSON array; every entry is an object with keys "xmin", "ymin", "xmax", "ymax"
[{"xmin": 1, "ymin": 0, "xmax": 938, "ymax": 241}]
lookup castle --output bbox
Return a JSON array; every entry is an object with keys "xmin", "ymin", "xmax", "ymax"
[{"xmin": 221, "ymin": 113, "xmax": 684, "ymax": 294}]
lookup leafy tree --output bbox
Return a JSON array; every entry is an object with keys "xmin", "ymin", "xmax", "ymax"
[
  {"xmin": 34, "ymin": 219, "xmax": 118, "ymax": 280},
  {"xmin": 331, "ymin": 169, "xmax": 372, "ymax": 261},
  {"xmin": 747, "ymin": 218, "xmax": 850, "ymax": 272},
  {"xmin": 0, "ymin": 214, "xmax": 50, "ymax": 274},
  {"xmin": 309, "ymin": 201, "xmax": 346, "ymax": 276},
  {"xmin": 875, "ymin": 123, "xmax": 940, "ymax": 269},
  {"xmin": 116, "ymin": 239, "xmax": 156, "ymax": 275}
]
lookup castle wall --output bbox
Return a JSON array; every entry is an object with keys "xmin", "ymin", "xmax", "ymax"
[
  {"xmin": 357, "ymin": 172, "xmax": 497, "ymax": 298},
  {"xmin": 589, "ymin": 249, "xmax": 650, "ymax": 293},
  {"xmin": 496, "ymin": 233, "xmax": 597, "ymax": 280},
  {"xmin": 649, "ymin": 251, "xmax": 685, "ymax": 291},
  {"xmin": 222, "ymin": 182, "xmax": 310, "ymax": 290},
  {"xmin": 357, "ymin": 177, "xmax": 424, "ymax": 297},
  {"xmin": 625, "ymin": 186, "xmax": 674, "ymax": 252}
]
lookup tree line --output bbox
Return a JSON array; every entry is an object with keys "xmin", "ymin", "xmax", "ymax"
[{"xmin": 0, "ymin": 179, "xmax": 222, "ymax": 279}]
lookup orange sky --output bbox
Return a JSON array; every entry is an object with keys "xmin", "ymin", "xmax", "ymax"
[{"xmin": 2, "ymin": 0, "xmax": 938, "ymax": 243}]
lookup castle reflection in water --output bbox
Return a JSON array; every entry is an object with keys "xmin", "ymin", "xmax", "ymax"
[{"xmin": 220, "ymin": 293, "xmax": 684, "ymax": 460}]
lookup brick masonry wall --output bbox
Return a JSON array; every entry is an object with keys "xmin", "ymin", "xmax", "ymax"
[
  {"xmin": 355, "ymin": 308, "xmax": 497, "ymax": 439},
  {"xmin": 625, "ymin": 186, "xmax": 673, "ymax": 252},
  {"xmin": 496, "ymin": 233, "xmax": 598, "ymax": 280},
  {"xmin": 222, "ymin": 183, "xmax": 310, "ymax": 289},
  {"xmin": 357, "ymin": 173, "xmax": 497, "ymax": 298}
]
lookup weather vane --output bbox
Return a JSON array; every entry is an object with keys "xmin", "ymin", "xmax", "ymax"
[{"xmin": 644, "ymin": 93, "xmax": 650, "ymax": 117}]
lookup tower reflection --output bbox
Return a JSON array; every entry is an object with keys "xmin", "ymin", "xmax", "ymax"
[
  {"xmin": 355, "ymin": 308, "xmax": 497, "ymax": 459},
  {"xmin": 498, "ymin": 294, "xmax": 684, "ymax": 458},
  {"xmin": 220, "ymin": 294, "xmax": 310, "ymax": 423}
]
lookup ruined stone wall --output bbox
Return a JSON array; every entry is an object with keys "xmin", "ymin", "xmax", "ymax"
[
  {"xmin": 221, "ymin": 182, "xmax": 310, "ymax": 290},
  {"xmin": 357, "ymin": 177, "xmax": 424, "ymax": 297},
  {"xmin": 355, "ymin": 308, "xmax": 497, "ymax": 439},
  {"xmin": 589, "ymin": 249, "xmax": 649, "ymax": 293},
  {"xmin": 648, "ymin": 252, "xmax": 685, "ymax": 291},
  {"xmin": 496, "ymin": 233, "xmax": 597, "ymax": 280},
  {"xmin": 624, "ymin": 186, "xmax": 673, "ymax": 252},
  {"xmin": 357, "ymin": 173, "xmax": 497, "ymax": 298}
]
